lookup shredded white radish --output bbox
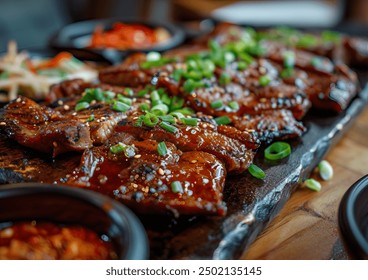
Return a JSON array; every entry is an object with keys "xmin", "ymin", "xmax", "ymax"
[{"xmin": 0, "ymin": 41, "xmax": 97, "ymax": 102}]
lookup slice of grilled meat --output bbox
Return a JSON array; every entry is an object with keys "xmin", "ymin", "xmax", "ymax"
[
  {"xmin": 64, "ymin": 132, "xmax": 227, "ymax": 216},
  {"xmin": 0, "ymin": 96, "xmax": 92, "ymax": 156},
  {"xmin": 115, "ymin": 111, "xmax": 258, "ymax": 174},
  {"xmin": 232, "ymin": 109, "xmax": 306, "ymax": 142}
]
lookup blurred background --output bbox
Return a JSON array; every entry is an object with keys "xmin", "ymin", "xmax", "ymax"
[{"xmin": 1, "ymin": 0, "xmax": 368, "ymax": 52}]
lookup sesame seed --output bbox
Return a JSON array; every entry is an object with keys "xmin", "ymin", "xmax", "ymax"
[
  {"xmin": 158, "ymin": 168, "xmax": 164, "ymax": 175},
  {"xmin": 134, "ymin": 154, "xmax": 141, "ymax": 159},
  {"xmin": 52, "ymin": 142, "xmax": 58, "ymax": 147},
  {"xmin": 191, "ymin": 160, "xmax": 197, "ymax": 164},
  {"xmin": 63, "ymin": 105, "xmax": 70, "ymax": 110},
  {"xmin": 0, "ymin": 122, "xmax": 6, "ymax": 126},
  {"xmin": 57, "ymin": 100, "xmax": 63, "ymax": 105}
]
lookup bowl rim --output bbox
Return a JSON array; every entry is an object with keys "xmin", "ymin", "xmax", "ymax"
[
  {"xmin": 0, "ymin": 183, "xmax": 149, "ymax": 260},
  {"xmin": 49, "ymin": 17, "xmax": 186, "ymax": 54},
  {"xmin": 338, "ymin": 175, "xmax": 368, "ymax": 259}
]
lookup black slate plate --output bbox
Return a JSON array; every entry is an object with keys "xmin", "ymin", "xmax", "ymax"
[
  {"xmin": 0, "ymin": 74, "xmax": 367, "ymax": 260},
  {"xmin": 49, "ymin": 18, "xmax": 185, "ymax": 64}
]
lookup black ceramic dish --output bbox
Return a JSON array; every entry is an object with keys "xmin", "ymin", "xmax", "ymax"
[
  {"xmin": 49, "ymin": 18, "xmax": 186, "ymax": 64},
  {"xmin": 0, "ymin": 183, "xmax": 149, "ymax": 260},
  {"xmin": 338, "ymin": 175, "xmax": 368, "ymax": 259}
]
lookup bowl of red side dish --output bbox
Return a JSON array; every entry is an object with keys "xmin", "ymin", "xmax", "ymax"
[
  {"xmin": 49, "ymin": 18, "xmax": 185, "ymax": 64},
  {"xmin": 338, "ymin": 175, "xmax": 368, "ymax": 260},
  {"xmin": 0, "ymin": 183, "xmax": 148, "ymax": 260}
]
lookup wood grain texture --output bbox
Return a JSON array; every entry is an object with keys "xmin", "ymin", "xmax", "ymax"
[{"xmin": 242, "ymin": 107, "xmax": 368, "ymax": 260}]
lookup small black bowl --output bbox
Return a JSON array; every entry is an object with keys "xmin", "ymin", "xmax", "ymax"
[
  {"xmin": 0, "ymin": 183, "xmax": 149, "ymax": 259},
  {"xmin": 338, "ymin": 175, "xmax": 368, "ymax": 259},
  {"xmin": 49, "ymin": 18, "xmax": 185, "ymax": 64}
]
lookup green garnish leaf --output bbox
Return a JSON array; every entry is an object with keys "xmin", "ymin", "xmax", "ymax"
[
  {"xmin": 219, "ymin": 72, "xmax": 231, "ymax": 86},
  {"xmin": 85, "ymin": 115, "xmax": 95, "ymax": 122}
]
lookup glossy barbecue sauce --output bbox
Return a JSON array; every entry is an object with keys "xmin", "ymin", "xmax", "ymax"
[{"xmin": 0, "ymin": 221, "xmax": 117, "ymax": 260}]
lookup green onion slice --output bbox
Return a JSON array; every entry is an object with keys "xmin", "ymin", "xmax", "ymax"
[
  {"xmin": 248, "ymin": 164, "xmax": 266, "ymax": 179},
  {"xmin": 171, "ymin": 181, "xmax": 183, "ymax": 193},
  {"xmin": 264, "ymin": 141, "xmax": 291, "ymax": 160},
  {"xmin": 214, "ymin": 115, "xmax": 231, "ymax": 125},
  {"xmin": 159, "ymin": 115, "xmax": 176, "ymax": 124},
  {"xmin": 150, "ymin": 104, "xmax": 169, "ymax": 116},
  {"xmin": 143, "ymin": 112, "xmax": 159, "ymax": 127},
  {"xmin": 259, "ymin": 75, "xmax": 271, "ymax": 87},
  {"xmin": 211, "ymin": 100, "xmax": 223, "ymax": 109},
  {"xmin": 159, "ymin": 121, "xmax": 178, "ymax": 134},
  {"xmin": 318, "ymin": 160, "xmax": 333, "ymax": 181},
  {"xmin": 112, "ymin": 101, "xmax": 130, "ymax": 112},
  {"xmin": 139, "ymin": 103, "xmax": 150, "ymax": 112},
  {"xmin": 85, "ymin": 115, "xmax": 95, "ymax": 122},
  {"xmin": 228, "ymin": 101, "xmax": 239, "ymax": 111},
  {"xmin": 303, "ymin": 178, "xmax": 321, "ymax": 192},
  {"xmin": 219, "ymin": 72, "xmax": 231, "ymax": 86},
  {"xmin": 157, "ymin": 141, "xmax": 168, "ymax": 156},
  {"xmin": 117, "ymin": 94, "xmax": 133, "ymax": 106},
  {"xmin": 75, "ymin": 102, "xmax": 90, "ymax": 112},
  {"xmin": 180, "ymin": 117, "xmax": 198, "ymax": 126}
]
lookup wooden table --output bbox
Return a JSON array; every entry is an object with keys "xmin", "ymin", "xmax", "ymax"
[{"xmin": 241, "ymin": 106, "xmax": 368, "ymax": 260}]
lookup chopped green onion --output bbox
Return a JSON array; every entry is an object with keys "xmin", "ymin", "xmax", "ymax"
[
  {"xmin": 296, "ymin": 34, "xmax": 318, "ymax": 48},
  {"xmin": 172, "ymin": 69, "xmax": 184, "ymax": 82},
  {"xmin": 171, "ymin": 181, "xmax": 183, "ymax": 193},
  {"xmin": 310, "ymin": 57, "xmax": 322, "ymax": 68},
  {"xmin": 117, "ymin": 94, "xmax": 133, "ymax": 106},
  {"xmin": 146, "ymin": 51, "xmax": 161, "ymax": 61},
  {"xmin": 169, "ymin": 96, "xmax": 185, "ymax": 111},
  {"xmin": 170, "ymin": 112, "xmax": 185, "ymax": 119},
  {"xmin": 134, "ymin": 115, "xmax": 144, "ymax": 127},
  {"xmin": 219, "ymin": 72, "xmax": 231, "ymax": 86},
  {"xmin": 124, "ymin": 88, "xmax": 134, "ymax": 96},
  {"xmin": 151, "ymin": 104, "xmax": 169, "ymax": 116},
  {"xmin": 75, "ymin": 102, "xmax": 90, "ymax": 112},
  {"xmin": 237, "ymin": 61, "xmax": 247, "ymax": 70},
  {"xmin": 139, "ymin": 103, "xmax": 150, "ymax": 112},
  {"xmin": 321, "ymin": 30, "xmax": 341, "ymax": 44},
  {"xmin": 239, "ymin": 53, "xmax": 254, "ymax": 64},
  {"xmin": 157, "ymin": 141, "xmax": 168, "ymax": 156},
  {"xmin": 259, "ymin": 75, "xmax": 271, "ymax": 87},
  {"xmin": 171, "ymin": 107, "xmax": 195, "ymax": 115},
  {"xmin": 143, "ymin": 112, "xmax": 159, "ymax": 127},
  {"xmin": 183, "ymin": 79, "xmax": 208, "ymax": 93},
  {"xmin": 160, "ymin": 93, "xmax": 171, "ymax": 106},
  {"xmin": 180, "ymin": 117, "xmax": 198, "ymax": 126},
  {"xmin": 159, "ymin": 115, "xmax": 176, "ymax": 124},
  {"xmin": 211, "ymin": 100, "xmax": 223, "ymax": 109},
  {"xmin": 37, "ymin": 69, "xmax": 67, "ymax": 78},
  {"xmin": 318, "ymin": 160, "xmax": 333, "ymax": 181},
  {"xmin": 110, "ymin": 143, "xmax": 126, "ymax": 154},
  {"xmin": 140, "ymin": 57, "xmax": 177, "ymax": 69},
  {"xmin": 103, "ymin": 90, "xmax": 116, "ymax": 100},
  {"xmin": 228, "ymin": 101, "xmax": 239, "ymax": 111},
  {"xmin": 264, "ymin": 141, "xmax": 291, "ymax": 160},
  {"xmin": 283, "ymin": 51, "xmax": 295, "ymax": 69},
  {"xmin": 248, "ymin": 164, "xmax": 266, "ymax": 179},
  {"xmin": 138, "ymin": 88, "xmax": 149, "ymax": 97},
  {"xmin": 224, "ymin": 51, "xmax": 236, "ymax": 63},
  {"xmin": 85, "ymin": 115, "xmax": 95, "ymax": 122},
  {"xmin": 109, "ymin": 143, "xmax": 136, "ymax": 158},
  {"xmin": 150, "ymin": 90, "xmax": 161, "ymax": 106},
  {"xmin": 112, "ymin": 101, "xmax": 130, "ymax": 112},
  {"xmin": 159, "ymin": 121, "xmax": 178, "ymax": 134},
  {"xmin": 214, "ymin": 115, "xmax": 231, "ymax": 125},
  {"xmin": 183, "ymin": 70, "xmax": 203, "ymax": 81},
  {"xmin": 280, "ymin": 68, "xmax": 294, "ymax": 79},
  {"xmin": 303, "ymin": 178, "xmax": 321, "ymax": 192}
]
